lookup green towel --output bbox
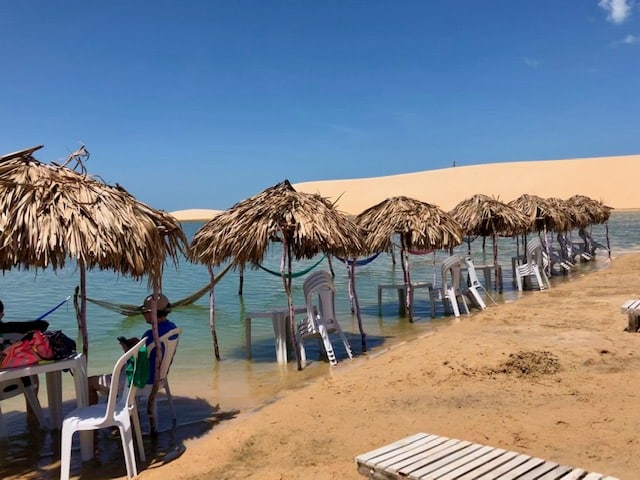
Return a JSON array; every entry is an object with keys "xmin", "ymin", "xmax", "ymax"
[{"xmin": 125, "ymin": 346, "xmax": 150, "ymax": 388}]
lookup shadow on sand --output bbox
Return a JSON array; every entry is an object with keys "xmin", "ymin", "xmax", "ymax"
[{"xmin": 0, "ymin": 394, "xmax": 238, "ymax": 479}]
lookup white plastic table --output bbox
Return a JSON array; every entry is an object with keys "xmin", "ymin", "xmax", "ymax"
[
  {"xmin": 0, "ymin": 353, "xmax": 93, "ymax": 461},
  {"xmin": 245, "ymin": 306, "xmax": 307, "ymax": 364}
]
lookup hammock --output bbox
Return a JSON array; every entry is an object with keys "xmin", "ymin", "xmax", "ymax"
[
  {"xmin": 335, "ymin": 252, "xmax": 381, "ymax": 267},
  {"xmin": 256, "ymin": 255, "xmax": 326, "ymax": 279},
  {"xmin": 82, "ymin": 263, "xmax": 233, "ymax": 316},
  {"xmin": 393, "ymin": 243, "xmax": 434, "ymax": 256},
  {"xmin": 407, "ymin": 248, "xmax": 434, "ymax": 256}
]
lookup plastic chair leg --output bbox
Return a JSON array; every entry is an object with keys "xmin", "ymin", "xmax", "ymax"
[
  {"xmin": 130, "ymin": 402, "xmax": 146, "ymax": 462},
  {"xmin": 119, "ymin": 423, "xmax": 138, "ymax": 479},
  {"xmin": 59, "ymin": 425, "xmax": 74, "ymax": 480},
  {"xmin": 164, "ymin": 381, "xmax": 176, "ymax": 424},
  {"xmin": 335, "ymin": 327, "xmax": 353, "ymax": 359},
  {"xmin": 445, "ymin": 288, "xmax": 460, "ymax": 317},
  {"xmin": 22, "ymin": 382, "xmax": 47, "ymax": 429},
  {"xmin": 318, "ymin": 325, "xmax": 337, "ymax": 365}
]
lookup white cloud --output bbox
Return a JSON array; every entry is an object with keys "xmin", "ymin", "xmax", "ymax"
[
  {"xmin": 523, "ymin": 57, "xmax": 542, "ymax": 69},
  {"xmin": 612, "ymin": 33, "xmax": 640, "ymax": 45},
  {"xmin": 599, "ymin": 0, "xmax": 634, "ymax": 24}
]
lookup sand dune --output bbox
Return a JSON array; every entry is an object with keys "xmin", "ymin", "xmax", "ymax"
[
  {"xmin": 294, "ymin": 154, "xmax": 639, "ymax": 215},
  {"xmin": 172, "ymin": 155, "xmax": 638, "ymax": 221},
  {"xmin": 170, "ymin": 208, "xmax": 222, "ymax": 222}
]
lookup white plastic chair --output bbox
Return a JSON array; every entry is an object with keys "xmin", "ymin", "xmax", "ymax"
[
  {"xmin": 515, "ymin": 237, "xmax": 551, "ymax": 291},
  {"xmin": 296, "ymin": 271, "xmax": 353, "ymax": 366},
  {"xmin": 130, "ymin": 327, "xmax": 181, "ymax": 455},
  {"xmin": 0, "ymin": 375, "xmax": 47, "ymax": 438},
  {"xmin": 462, "ymin": 256, "xmax": 492, "ymax": 309},
  {"xmin": 60, "ymin": 338, "xmax": 147, "ymax": 480},
  {"xmin": 429, "ymin": 254, "xmax": 470, "ymax": 317}
]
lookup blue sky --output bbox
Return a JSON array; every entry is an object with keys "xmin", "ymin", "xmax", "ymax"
[{"xmin": 1, "ymin": 1, "xmax": 638, "ymax": 212}]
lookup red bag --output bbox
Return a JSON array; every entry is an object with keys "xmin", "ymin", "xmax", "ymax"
[
  {"xmin": 0, "ymin": 330, "xmax": 55, "ymax": 369},
  {"xmin": 29, "ymin": 330, "xmax": 55, "ymax": 360},
  {"xmin": 0, "ymin": 339, "xmax": 41, "ymax": 368}
]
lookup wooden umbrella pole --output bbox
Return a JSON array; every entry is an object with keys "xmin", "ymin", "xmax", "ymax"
[
  {"xmin": 346, "ymin": 261, "xmax": 355, "ymax": 314},
  {"xmin": 148, "ymin": 286, "xmax": 162, "ymax": 435},
  {"xmin": 350, "ymin": 261, "xmax": 367, "ymax": 352},
  {"xmin": 282, "ymin": 239, "xmax": 302, "ymax": 371},
  {"xmin": 208, "ymin": 264, "xmax": 221, "ymax": 360},
  {"xmin": 79, "ymin": 260, "xmax": 89, "ymax": 359},
  {"xmin": 401, "ymin": 235, "xmax": 413, "ymax": 322}
]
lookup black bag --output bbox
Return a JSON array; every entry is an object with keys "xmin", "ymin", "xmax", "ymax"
[{"xmin": 45, "ymin": 330, "xmax": 77, "ymax": 360}]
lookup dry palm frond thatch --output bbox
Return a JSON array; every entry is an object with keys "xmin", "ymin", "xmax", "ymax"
[
  {"xmin": 0, "ymin": 146, "xmax": 188, "ymax": 358},
  {"xmin": 508, "ymin": 194, "xmax": 573, "ymax": 233},
  {"xmin": 450, "ymin": 194, "xmax": 529, "ymax": 281},
  {"xmin": 189, "ymin": 179, "xmax": 367, "ymax": 369},
  {"xmin": 355, "ymin": 196, "xmax": 463, "ymax": 321}
]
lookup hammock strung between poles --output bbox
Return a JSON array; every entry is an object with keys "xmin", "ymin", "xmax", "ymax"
[
  {"xmin": 334, "ymin": 252, "xmax": 382, "ymax": 267},
  {"xmin": 79, "ymin": 263, "xmax": 233, "ymax": 316},
  {"xmin": 255, "ymin": 255, "xmax": 326, "ymax": 279}
]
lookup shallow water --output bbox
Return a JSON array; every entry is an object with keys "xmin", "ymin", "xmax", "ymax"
[{"xmin": 0, "ymin": 211, "xmax": 638, "ymax": 478}]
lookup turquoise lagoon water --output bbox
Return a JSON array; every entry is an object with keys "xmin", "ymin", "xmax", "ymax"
[{"xmin": 2, "ymin": 211, "xmax": 640, "ymax": 430}]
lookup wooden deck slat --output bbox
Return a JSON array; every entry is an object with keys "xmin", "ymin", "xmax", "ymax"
[
  {"xmin": 486, "ymin": 456, "xmax": 547, "ymax": 479},
  {"xmin": 357, "ymin": 433, "xmax": 437, "ymax": 468},
  {"xmin": 427, "ymin": 447, "xmax": 509, "ymax": 480},
  {"xmin": 376, "ymin": 436, "xmax": 452, "ymax": 470},
  {"xmin": 414, "ymin": 444, "xmax": 496, "ymax": 479},
  {"xmin": 355, "ymin": 433, "xmax": 620, "ymax": 480},
  {"xmin": 450, "ymin": 451, "xmax": 522, "ymax": 480},
  {"xmin": 535, "ymin": 465, "xmax": 576, "ymax": 480},
  {"xmin": 404, "ymin": 443, "xmax": 484, "ymax": 478},
  {"xmin": 472, "ymin": 453, "xmax": 537, "ymax": 479},
  {"xmin": 356, "ymin": 432, "xmax": 432, "ymax": 464},
  {"xmin": 514, "ymin": 461, "xmax": 561, "ymax": 480},
  {"xmin": 561, "ymin": 469, "xmax": 587, "ymax": 480},
  {"xmin": 583, "ymin": 473, "xmax": 608, "ymax": 480},
  {"xmin": 386, "ymin": 439, "xmax": 468, "ymax": 472}
]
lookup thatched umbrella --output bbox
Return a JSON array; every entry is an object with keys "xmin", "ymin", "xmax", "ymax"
[
  {"xmin": 566, "ymin": 194, "xmax": 613, "ymax": 257},
  {"xmin": 189, "ymin": 179, "xmax": 365, "ymax": 370},
  {"xmin": 0, "ymin": 145, "xmax": 188, "ymax": 431},
  {"xmin": 354, "ymin": 196, "xmax": 463, "ymax": 322},
  {"xmin": 450, "ymin": 194, "xmax": 529, "ymax": 288},
  {"xmin": 508, "ymin": 194, "xmax": 572, "ymax": 234},
  {"xmin": 508, "ymin": 194, "xmax": 576, "ymax": 268}
]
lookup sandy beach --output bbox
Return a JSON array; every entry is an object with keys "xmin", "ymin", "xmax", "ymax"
[
  {"xmin": 135, "ymin": 251, "xmax": 640, "ymax": 480},
  {"xmin": 140, "ymin": 156, "xmax": 640, "ymax": 480}
]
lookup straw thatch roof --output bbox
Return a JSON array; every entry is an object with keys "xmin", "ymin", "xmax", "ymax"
[
  {"xmin": 189, "ymin": 179, "xmax": 366, "ymax": 370},
  {"xmin": 566, "ymin": 194, "xmax": 613, "ymax": 227},
  {"xmin": 0, "ymin": 146, "xmax": 187, "ymax": 283},
  {"xmin": 449, "ymin": 194, "xmax": 529, "ymax": 238},
  {"xmin": 508, "ymin": 194, "xmax": 573, "ymax": 233},
  {"xmin": 189, "ymin": 179, "xmax": 365, "ymax": 267},
  {"xmin": 354, "ymin": 196, "xmax": 463, "ymax": 252}
]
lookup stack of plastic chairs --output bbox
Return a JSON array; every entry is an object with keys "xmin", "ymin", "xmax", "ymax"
[{"xmin": 296, "ymin": 270, "xmax": 353, "ymax": 366}]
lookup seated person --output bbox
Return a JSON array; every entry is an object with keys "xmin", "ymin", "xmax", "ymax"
[{"xmin": 88, "ymin": 293, "xmax": 177, "ymax": 404}]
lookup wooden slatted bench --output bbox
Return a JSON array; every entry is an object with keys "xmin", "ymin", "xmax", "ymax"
[
  {"xmin": 355, "ymin": 432, "xmax": 619, "ymax": 480},
  {"xmin": 620, "ymin": 299, "xmax": 640, "ymax": 332}
]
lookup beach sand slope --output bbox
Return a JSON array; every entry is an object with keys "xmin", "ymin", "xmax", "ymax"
[
  {"xmin": 294, "ymin": 155, "xmax": 640, "ymax": 214},
  {"xmin": 139, "ymin": 253, "xmax": 640, "ymax": 480}
]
